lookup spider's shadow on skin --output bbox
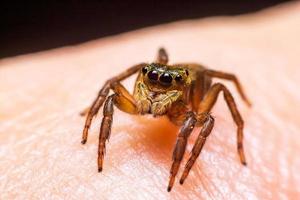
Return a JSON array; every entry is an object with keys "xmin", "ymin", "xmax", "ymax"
[
  {"xmin": 114, "ymin": 114, "xmax": 219, "ymax": 195},
  {"xmin": 114, "ymin": 114, "xmax": 180, "ymax": 163}
]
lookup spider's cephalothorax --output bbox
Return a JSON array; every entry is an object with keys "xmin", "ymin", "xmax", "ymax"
[
  {"xmin": 80, "ymin": 48, "xmax": 251, "ymax": 192},
  {"xmin": 134, "ymin": 62, "xmax": 192, "ymax": 116}
]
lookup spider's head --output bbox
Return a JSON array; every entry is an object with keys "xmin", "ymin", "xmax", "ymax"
[{"xmin": 141, "ymin": 63, "xmax": 191, "ymax": 92}]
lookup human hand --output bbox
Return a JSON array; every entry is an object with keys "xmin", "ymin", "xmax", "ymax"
[{"xmin": 1, "ymin": 2, "xmax": 299, "ymax": 199}]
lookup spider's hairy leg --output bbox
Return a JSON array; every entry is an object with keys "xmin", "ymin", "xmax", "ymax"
[
  {"xmin": 98, "ymin": 94, "xmax": 114, "ymax": 172},
  {"xmin": 156, "ymin": 47, "xmax": 168, "ymax": 64},
  {"xmin": 151, "ymin": 90, "xmax": 182, "ymax": 116},
  {"xmin": 98, "ymin": 82, "xmax": 139, "ymax": 172},
  {"xmin": 198, "ymin": 83, "xmax": 247, "ymax": 165},
  {"xmin": 111, "ymin": 82, "xmax": 139, "ymax": 114},
  {"xmin": 204, "ymin": 69, "xmax": 251, "ymax": 106},
  {"xmin": 168, "ymin": 112, "xmax": 197, "ymax": 192},
  {"xmin": 81, "ymin": 63, "xmax": 146, "ymax": 144},
  {"xmin": 180, "ymin": 114, "xmax": 214, "ymax": 184},
  {"xmin": 81, "ymin": 83, "xmax": 110, "ymax": 144}
]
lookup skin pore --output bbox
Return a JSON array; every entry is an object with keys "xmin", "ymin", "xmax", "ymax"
[{"xmin": 0, "ymin": 2, "xmax": 300, "ymax": 199}]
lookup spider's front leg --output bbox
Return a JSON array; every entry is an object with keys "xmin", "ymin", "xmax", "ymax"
[
  {"xmin": 98, "ymin": 82, "xmax": 139, "ymax": 172},
  {"xmin": 179, "ymin": 113, "xmax": 214, "ymax": 184},
  {"xmin": 168, "ymin": 112, "xmax": 197, "ymax": 192},
  {"xmin": 81, "ymin": 63, "xmax": 146, "ymax": 144},
  {"xmin": 151, "ymin": 90, "xmax": 182, "ymax": 116},
  {"xmin": 179, "ymin": 83, "xmax": 247, "ymax": 185},
  {"xmin": 98, "ymin": 94, "xmax": 114, "ymax": 172}
]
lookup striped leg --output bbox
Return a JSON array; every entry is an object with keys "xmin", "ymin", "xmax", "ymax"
[
  {"xmin": 168, "ymin": 112, "xmax": 197, "ymax": 192},
  {"xmin": 180, "ymin": 115, "xmax": 214, "ymax": 184}
]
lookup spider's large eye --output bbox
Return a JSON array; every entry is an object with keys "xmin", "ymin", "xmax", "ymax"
[
  {"xmin": 148, "ymin": 70, "xmax": 159, "ymax": 81},
  {"xmin": 175, "ymin": 74, "xmax": 182, "ymax": 82},
  {"xmin": 159, "ymin": 73, "xmax": 173, "ymax": 85},
  {"xmin": 142, "ymin": 67, "xmax": 148, "ymax": 75}
]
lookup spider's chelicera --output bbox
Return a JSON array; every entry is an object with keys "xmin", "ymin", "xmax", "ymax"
[{"xmin": 80, "ymin": 48, "xmax": 251, "ymax": 192}]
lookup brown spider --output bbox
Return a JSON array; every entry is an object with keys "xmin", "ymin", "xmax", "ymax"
[{"xmin": 80, "ymin": 48, "xmax": 251, "ymax": 192}]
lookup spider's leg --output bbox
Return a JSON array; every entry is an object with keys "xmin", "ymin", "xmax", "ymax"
[
  {"xmin": 179, "ymin": 114, "xmax": 214, "ymax": 184},
  {"xmin": 98, "ymin": 94, "xmax": 115, "ymax": 172},
  {"xmin": 156, "ymin": 48, "xmax": 168, "ymax": 64},
  {"xmin": 168, "ymin": 112, "xmax": 197, "ymax": 192},
  {"xmin": 98, "ymin": 82, "xmax": 139, "ymax": 172},
  {"xmin": 111, "ymin": 82, "xmax": 139, "ymax": 115},
  {"xmin": 82, "ymin": 83, "xmax": 110, "ymax": 144},
  {"xmin": 81, "ymin": 63, "xmax": 146, "ymax": 144},
  {"xmin": 198, "ymin": 83, "xmax": 247, "ymax": 165},
  {"xmin": 204, "ymin": 69, "xmax": 251, "ymax": 106}
]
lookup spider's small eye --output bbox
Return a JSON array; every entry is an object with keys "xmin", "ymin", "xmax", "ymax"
[
  {"xmin": 148, "ymin": 70, "xmax": 159, "ymax": 81},
  {"xmin": 142, "ymin": 67, "xmax": 148, "ymax": 74},
  {"xmin": 185, "ymin": 69, "xmax": 189, "ymax": 76},
  {"xmin": 175, "ymin": 74, "xmax": 182, "ymax": 82},
  {"xmin": 159, "ymin": 73, "xmax": 173, "ymax": 85}
]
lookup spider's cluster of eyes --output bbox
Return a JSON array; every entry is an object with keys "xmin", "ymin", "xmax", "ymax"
[{"xmin": 142, "ymin": 65, "xmax": 188, "ymax": 86}]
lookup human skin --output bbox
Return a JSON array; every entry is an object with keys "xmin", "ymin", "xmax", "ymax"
[{"xmin": 0, "ymin": 2, "xmax": 300, "ymax": 200}]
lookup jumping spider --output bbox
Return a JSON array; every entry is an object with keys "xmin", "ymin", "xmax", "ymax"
[{"xmin": 80, "ymin": 48, "xmax": 251, "ymax": 192}]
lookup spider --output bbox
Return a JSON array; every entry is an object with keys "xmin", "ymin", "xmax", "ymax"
[{"xmin": 80, "ymin": 48, "xmax": 251, "ymax": 192}]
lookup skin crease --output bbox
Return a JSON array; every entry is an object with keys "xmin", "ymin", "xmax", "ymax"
[{"xmin": 0, "ymin": 2, "xmax": 300, "ymax": 200}]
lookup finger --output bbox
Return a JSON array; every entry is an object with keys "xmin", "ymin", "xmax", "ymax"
[{"xmin": 0, "ymin": 2, "xmax": 299, "ymax": 199}]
